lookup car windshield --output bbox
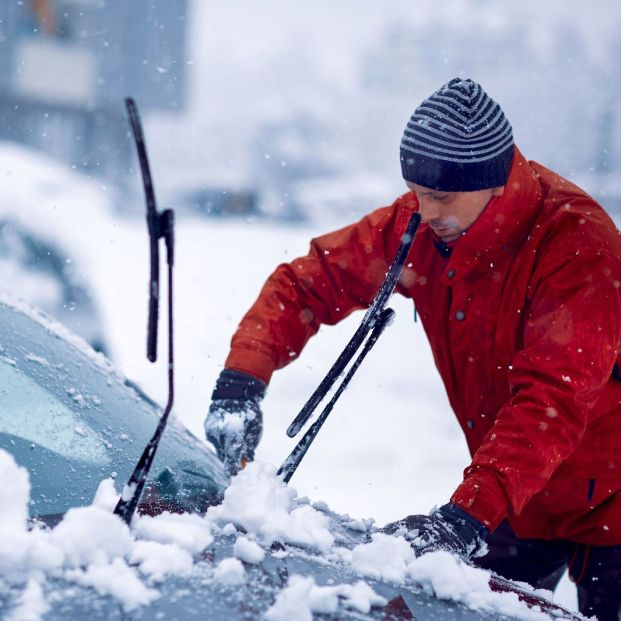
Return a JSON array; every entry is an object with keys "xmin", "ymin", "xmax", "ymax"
[
  {"xmin": 0, "ymin": 358, "xmax": 111, "ymax": 464},
  {"xmin": 0, "ymin": 297, "xmax": 227, "ymax": 517}
]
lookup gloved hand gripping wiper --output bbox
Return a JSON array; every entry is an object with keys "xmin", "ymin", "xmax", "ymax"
[
  {"xmin": 114, "ymin": 98, "xmax": 175, "ymax": 525},
  {"xmin": 278, "ymin": 211, "xmax": 421, "ymax": 483}
]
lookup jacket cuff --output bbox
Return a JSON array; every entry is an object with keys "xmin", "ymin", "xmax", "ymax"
[
  {"xmin": 450, "ymin": 470, "xmax": 509, "ymax": 532},
  {"xmin": 211, "ymin": 369, "xmax": 267, "ymax": 401},
  {"xmin": 437, "ymin": 503, "xmax": 490, "ymax": 541},
  {"xmin": 224, "ymin": 348, "xmax": 277, "ymax": 385}
]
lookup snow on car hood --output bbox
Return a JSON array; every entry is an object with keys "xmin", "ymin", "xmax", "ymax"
[{"xmin": 0, "ymin": 450, "xmax": 569, "ymax": 620}]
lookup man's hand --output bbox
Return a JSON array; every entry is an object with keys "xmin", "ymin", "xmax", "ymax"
[
  {"xmin": 381, "ymin": 503, "xmax": 489, "ymax": 559},
  {"xmin": 205, "ymin": 370, "xmax": 266, "ymax": 477}
]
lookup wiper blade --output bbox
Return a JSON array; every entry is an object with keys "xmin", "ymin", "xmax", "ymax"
[{"xmin": 278, "ymin": 211, "xmax": 421, "ymax": 483}]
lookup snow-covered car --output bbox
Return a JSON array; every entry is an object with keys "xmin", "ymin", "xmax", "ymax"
[
  {"xmin": 0, "ymin": 296, "xmax": 583, "ymax": 620},
  {"xmin": 0, "ymin": 218, "xmax": 107, "ymax": 353},
  {"xmin": 0, "ymin": 142, "xmax": 115, "ymax": 353}
]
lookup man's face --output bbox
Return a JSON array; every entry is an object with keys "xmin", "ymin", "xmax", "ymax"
[{"xmin": 406, "ymin": 181, "xmax": 505, "ymax": 244}]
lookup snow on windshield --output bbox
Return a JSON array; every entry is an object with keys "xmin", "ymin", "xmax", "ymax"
[{"xmin": 1, "ymin": 450, "xmax": 568, "ymax": 620}]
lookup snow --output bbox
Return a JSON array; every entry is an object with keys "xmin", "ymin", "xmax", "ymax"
[
  {"xmin": 6, "ymin": 579, "xmax": 49, "ymax": 621},
  {"xmin": 222, "ymin": 523, "xmax": 238, "ymax": 536},
  {"xmin": 133, "ymin": 511, "xmax": 214, "ymax": 555},
  {"xmin": 0, "ymin": 138, "xmax": 588, "ymax": 531},
  {"xmin": 3, "ymin": 0, "xmax": 616, "ymax": 614},
  {"xmin": 120, "ymin": 482, "xmax": 137, "ymax": 502},
  {"xmin": 2, "ymin": 447, "xmax": 578, "ymax": 620},
  {"xmin": 340, "ymin": 581, "xmax": 388, "ymax": 614},
  {"xmin": 48, "ymin": 504, "xmax": 134, "ymax": 567},
  {"xmin": 347, "ymin": 533, "xmax": 416, "ymax": 583},
  {"xmin": 264, "ymin": 575, "xmax": 386, "ymax": 621},
  {"xmin": 0, "ymin": 450, "xmax": 30, "ymax": 536},
  {"xmin": 233, "ymin": 536, "xmax": 265, "ymax": 564},
  {"xmin": 213, "ymin": 558, "xmax": 245, "ymax": 586},
  {"xmin": 408, "ymin": 553, "xmax": 552, "ymax": 621},
  {"xmin": 65, "ymin": 559, "xmax": 158, "ymax": 611},
  {"xmin": 208, "ymin": 462, "xmax": 334, "ymax": 553},
  {"xmin": 0, "ymin": 144, "xmax": 114, "ymax": 275},
  {"xmin": 0, "ymin": 450, "xmax": 192, "ymax": 612},
  {"xmin": 344, "ymin": 537, "xmax": 559, "ymax": 620},
  {"xmin": 23, "ymin": 353, "xmax": 49, "ymax": 367},
  {"xmin": 130, "ymin": 541, "xmax": 193, "ymax": 581}
]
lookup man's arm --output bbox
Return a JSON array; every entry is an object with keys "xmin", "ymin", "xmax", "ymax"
[
  {"xmin": 451, "ymin": 244, "xmax": 621, "ymax": 530},
  {"xmin": 224, "ymin": 199, "xmax": 413, "ymax": 383},
  {"xmin": 206, "ymin": 196, "xmax": 414, "ymax": 475}
]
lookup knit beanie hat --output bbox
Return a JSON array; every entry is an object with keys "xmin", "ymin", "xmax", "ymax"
[{"xmin": 400, "ymin": 78, "xmax": 514, "ymax": 191}]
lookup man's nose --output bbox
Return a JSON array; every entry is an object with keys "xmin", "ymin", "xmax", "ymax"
[{"xmin": 418, "ymin": 199, "xmax": 440, "ymax": 223}]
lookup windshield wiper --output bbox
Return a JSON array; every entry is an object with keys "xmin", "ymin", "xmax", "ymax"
[
  {"xmin": 278, "ymin": 211, "xmax": 421, "ymax": 483},
  {"xmin": 114, "ymin": 98, "xmax": 175, "ymax": 526}
]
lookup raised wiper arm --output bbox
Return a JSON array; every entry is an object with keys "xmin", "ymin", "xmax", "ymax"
[
  {"xmin": 114, "ymin": 98, "xmax": 175, "ymax": 526},
  {"xmin": 278, "ymin": 211, "xmax": 421, "ymax": 483}
]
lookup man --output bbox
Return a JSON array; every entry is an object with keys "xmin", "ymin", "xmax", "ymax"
[{"xmin": 205, "ymin": 78, "xmax": 621, "ymax": 620}]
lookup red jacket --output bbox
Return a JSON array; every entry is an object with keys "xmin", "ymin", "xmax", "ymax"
[{"xmin": 225, "ymin": 148, "xmax": 621, "ymax": 545}]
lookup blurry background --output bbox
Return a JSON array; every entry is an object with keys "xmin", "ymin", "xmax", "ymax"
[
  {"xmin": 1, "ymin": 0, "xmax": 620, "ymax": 609},
  {"xmin": 2, "ymin": 0, "xmax": 620, "ymax": 222}
]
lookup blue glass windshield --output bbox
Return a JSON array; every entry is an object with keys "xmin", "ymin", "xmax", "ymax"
[{"xmin": 0, "ymin": 299, "xmax": 227, "ymax": 516}]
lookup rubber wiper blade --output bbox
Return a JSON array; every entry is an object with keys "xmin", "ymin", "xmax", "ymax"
[
  {"xmin": 285, "ymin": 211, "xmax": 421, "ymax": 439},
  {"xmin": 278, "ymin": 211, "xmax": 421, "ymax": 483},
  {"xmin": 125, "ymin": 97, "xmax": 161, "ymax": 362}
]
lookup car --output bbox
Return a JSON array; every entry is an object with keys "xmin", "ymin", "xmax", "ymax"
[
  {"xmin": 0, "ymin": 142, "xmax": 112, "ymax": 353},
  {"xmin": 0, "ymin": 218, "xmax": 107, "ymax": 353},
  {"xmin": 0, "ymin": 297, "xmax": 583, "ymax": 620}
]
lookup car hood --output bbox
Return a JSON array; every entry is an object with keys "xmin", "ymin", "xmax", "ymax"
[{"xmin": 1, "ymin": 456, "xmax": 582, "ymax": 621}]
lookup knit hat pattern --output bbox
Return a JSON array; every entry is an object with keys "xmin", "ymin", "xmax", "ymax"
[{"xmin": 400, "ymin": 78, "xmax": 514, "ymax": 191}]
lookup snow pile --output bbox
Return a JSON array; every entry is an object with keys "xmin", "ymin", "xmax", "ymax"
[
  {"xmin": 0, "ymin": 449, "xmax": 212, "ymax": 615},
  {"xmin": 213, "ymin": 558, "xmax": 245, "ymax": 585},
  {"xmin": 346, "ymin": 537, "xmax": 560, "ymax": 621},
  {"xmin": 129, "ymin": 541, "xmax": 194, "ymax": 582},
  {"xmin": 409, "ymin": 552, "xmax": 552, "ymax": 620},
  {"xmin": 233, "ymin": 536, "xmax": 266, "ymax": 564},
  {"xmin": 207, "ymin": 461, "xmax": 335, "ymax": 552},
  {"xmin": 265, "ymin": 575, "xmax": 386, "ymax": 621},
  {"xmin": 205, "ymin": 463, "xmax": 565, "ymax": 620},
  {"xmin": 347, "ymin": 532, "xmax": 416, "ymax": 582},
  {"xmin": 64, "ymin": 558, "xmax": 157, "ymax": 610},
  {"xmin": 134, "ymin": 510, "xmax": 214, "ymax": 554},
  {"xmin": 1, "ymin": 450, "xmax": 572, "ymax": 621},
  {"xmin": 6, "ymin": 579, "xmax": 49, "ymax": 621}
]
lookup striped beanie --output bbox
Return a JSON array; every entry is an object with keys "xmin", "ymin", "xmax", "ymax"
[{"xmin": 400, "ymin": 78, "xmax": 514, "ymax": 191}]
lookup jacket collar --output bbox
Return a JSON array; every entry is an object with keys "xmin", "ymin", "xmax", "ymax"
[{"xmin": 446, "ymin": 146, "xmax": 543, "ymax": 275}]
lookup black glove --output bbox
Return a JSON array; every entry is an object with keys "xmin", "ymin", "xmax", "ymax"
[
  {"xmin": 204, "ymin": 369, "xmax": 266, "ymax": 477},
  {"xmin": 381, "ymin": 503, "xmax": 489, "ymax": 559}
]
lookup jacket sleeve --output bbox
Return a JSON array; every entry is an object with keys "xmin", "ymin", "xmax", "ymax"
[
  {"xmin": 224, "ymin": 201, "xmax": 408, "ymax": 383},
  {"xmin": 451, "ymin": 237, "xmax": 621, "ymax": 530}
]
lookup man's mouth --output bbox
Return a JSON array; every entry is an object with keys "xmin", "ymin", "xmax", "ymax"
[{"xmin": 431, "ymin": 227, "xmax": 461, "ymax": 242}]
